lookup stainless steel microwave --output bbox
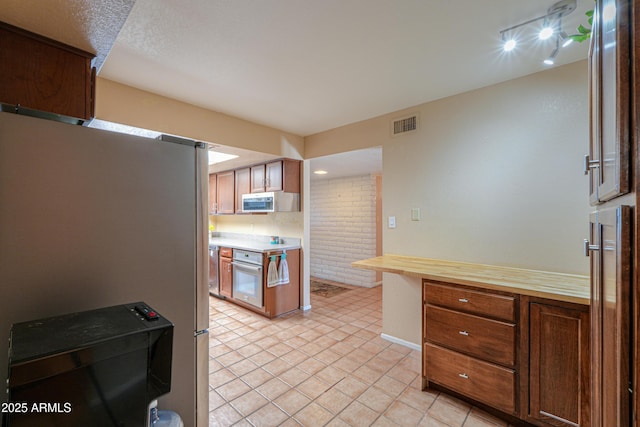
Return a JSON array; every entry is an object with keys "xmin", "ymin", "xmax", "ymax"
[{"xmin": 241, "ymin": 192, "xmax": 300, "ymax": 213}]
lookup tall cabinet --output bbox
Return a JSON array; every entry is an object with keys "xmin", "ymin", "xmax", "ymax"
[{"xmin": 584, "ymin": 0, "xmax": 636, "ymax": 426}]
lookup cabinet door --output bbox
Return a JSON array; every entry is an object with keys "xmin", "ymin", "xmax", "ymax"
[
  {"xmin": 265, "ymin": 161, "xmax": 283, "ymax": 192},
  {"xmin": 588, "ymin": 205, "xmax": 632, "ymax": 427},
  {"xmin": 219, "ymin": 256, "xmax": 232, "ymax": 298},
  {"xmin": 235, "ymin": 168, "xmax": 250, "ymax": 213},
  {"xmin": 588, "ymin": 0, "xmax": 630, "ymax": 204},
  {"xmin": 587, "ymin": 19, "xmax": 600, "ymax": 205},
  {"xmin": 208, "ymin": 174, "xmax": 217, "ymax": 214},
  {"xmin": 251, "ymin": 165, "xmax": 266, "ymax": 193},
  {"xmin": 216, "ymin": 171, "xmax": 235, "ymax": 214},
  {"xmin": 529, "ymin": 301, "xmax": 590, "ymax": 427},
  {"xmin": 0, "ymin": 23, "xmax": 95, "ymax": 121}
]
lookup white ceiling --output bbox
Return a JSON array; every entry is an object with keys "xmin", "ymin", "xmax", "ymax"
[
  {"xmin": 98, "ymin": 0, "xmax": 591, "ymax": 137},
  {"xmin": 310, "ymin": 147, "xmax": 383, "ymax": 181},
  {"xmin": 0, "ymin": 0, "xmax": 591, "ymax": 177}
]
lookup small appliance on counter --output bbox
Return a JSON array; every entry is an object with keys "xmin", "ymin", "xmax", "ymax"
[{"xmin": 4, "ymin": 302, "xmax": 175, "ymax": 427}]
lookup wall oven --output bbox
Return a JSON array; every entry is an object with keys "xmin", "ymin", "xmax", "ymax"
[{"xmin": 231, "ymin": 249, "xmax": 263, "ymax": 308}]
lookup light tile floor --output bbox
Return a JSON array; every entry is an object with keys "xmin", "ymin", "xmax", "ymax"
[{"xmin": 208, "ymin": 282, "xmax": 512, "ymax": 427}]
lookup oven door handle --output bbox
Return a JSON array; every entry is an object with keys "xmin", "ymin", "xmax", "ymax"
[{"xmin": 231, "ymin": 261, "xmax": 263, "ymax": 272}]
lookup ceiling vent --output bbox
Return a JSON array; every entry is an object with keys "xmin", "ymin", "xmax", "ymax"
[{"xmin": 391, "ymin": 114, "xmax": 418, "ymax": 136}]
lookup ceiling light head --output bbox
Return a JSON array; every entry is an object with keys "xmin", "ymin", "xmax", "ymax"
[
  {"xmin": 538, "ymin": 26, "xmax": 554, "ymax": 40},
  {"xmin": 503, "ymin": 38, "xmax": 517, "ymax": 52},
  {"xmin": 313, "ymin": 170, "xmax": 328, "ymax": 175},
  {"xmin": 559, "ymin": 31, "xmax": 573, "ymax": 47},
  {"xmin": 544, "ymin": 47, "xmax": 559, "ymax": 65}
]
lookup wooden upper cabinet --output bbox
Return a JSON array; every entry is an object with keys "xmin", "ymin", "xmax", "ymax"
[
  {"xmin": 251, "ymin": 160, "xmax": 300, "ymax": 193},
  {"xmin": 235, "ymin": 168, "xmax": 250, "ymax": 213},
  {"xmin": 0, "ymin": 21, "xmax": 95, "ymax": 122},
  {"xmin": 212, "ymin": 159, "xmax": 300, "ymax": 214},
  {"xmin": 208, "ymin": 174, "xmax": 217, "ymax": 214},
  {"xmin": 528, "ymin": 300, "xmax": 590, "ymax": 427},
  {"xmin": 216, "ymin": 171, "xmax": 235, "ymax": 214},
  {"xmin": 587, "ymin": 0, "xmax": 631, "ymax": 204},
  {"xmin": 250, "ymin": 165, "xmax": 266, "ymax": 193},
  {"xmin": 265, "ymin": 161, "xmax": 284, "ymax": 192}
]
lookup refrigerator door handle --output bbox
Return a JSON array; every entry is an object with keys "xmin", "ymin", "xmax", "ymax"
[{"xmin": 194, "ymin": 329, "xmax": 209, "ymax": 337}]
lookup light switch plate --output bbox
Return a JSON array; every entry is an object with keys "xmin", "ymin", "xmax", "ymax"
[
  {"xmin": 411, "ymin": 208, "xmax": 421, "ymax": 221},
  {"xmin": 388, "ymin": 216, "xmax": 396, "ymax": 229}
]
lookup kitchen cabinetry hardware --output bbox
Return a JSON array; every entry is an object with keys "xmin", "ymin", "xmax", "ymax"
[
  {"xmin": 458, "ymin": 330, "xmax": 469, "ymax": 336},
  {"xmin": 193, "ymin": 329, "xmax": 208, "ymax": 337},
  {"xmin": 583, "ymin": 154, "xmax": 599, "ymax": 175},
  {"xmin": 458, "ymin": 373, "xmax": 469, "ymax": 379},
  {"xmin": 583, "ymin": 239, "xmax": 599, "ymax": 256},
  {"xmin": 458, "ymin": 298, "xmax": 469, "ymax": 303}
]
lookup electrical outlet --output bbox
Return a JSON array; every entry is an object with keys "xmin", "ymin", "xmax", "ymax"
[
  {"xmin": 411, "ymin": 208, "xmax": 421, "ymax": 221},
  {"xmin": 388, "ymin": 216, "xmax": 396, "ymax": 229}
]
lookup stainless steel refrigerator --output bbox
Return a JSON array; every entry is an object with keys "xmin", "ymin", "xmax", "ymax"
[{"xmin": 0, "ymin": 112, "xmax": 209, "ymax": 427}]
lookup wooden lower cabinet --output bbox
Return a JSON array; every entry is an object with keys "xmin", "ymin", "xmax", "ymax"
[
  {"xmin": 218, "ymin": 248, "xmax": 300, "ymax": 318},
  {"xmin": 423, "ymin": 280, "xmax": 590, "ymax": 426},
  {"xmin": 262, "ymin": 249, "xmax": 300, "ymax": 318},
  {"xmin": 425, "ymin": 343, "xmax": 516, "ymax": 414},
  {"xmin": 219, "ymin": 247, "xmax": 232, "ymax": 298},
  {"xmin": 527, "ymin": 298, "xmax": 590, "ymax": 427}
]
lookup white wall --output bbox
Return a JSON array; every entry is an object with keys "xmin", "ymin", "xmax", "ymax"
[
  {"xmin": 307, "ymin": 61, "xmax": 591, "ymax": 346},
  {"xmin": 310, "ymin": 174, "xmax": 378, "ymax": 287},
  {"xmin": 212, "ymin": 212, "xmax": 303, "ymax": 239}
]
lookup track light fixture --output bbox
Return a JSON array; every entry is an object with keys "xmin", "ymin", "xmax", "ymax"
[
  {"xmin": 502, "ymin": 33, "xmax": 517, "ymax": 52},
  {"xmin": 559, "ymin": 31, "xmax": 574, "ymax": 47},
  {"xmin": 544, "ymin": 38, "xmax": 560, "ymax": 65},
  {"xmin": 538, "ymin": 22, "xmax": 555, "ymax": 40},
  {"xmin": 499, "ymin": 0, "xmax": 576, "ymax": 65}
]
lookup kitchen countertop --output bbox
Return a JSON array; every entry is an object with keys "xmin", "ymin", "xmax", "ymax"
[
  {"xmin": 352, "ymin": 254, "xmax": 590, "ymax": 305},
  {"xmin": 209, "ymin": 237, "xmax": 300, "ymax": 253}
]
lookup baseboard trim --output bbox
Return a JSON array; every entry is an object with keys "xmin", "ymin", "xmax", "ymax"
[{"xmin": 380, "ymin": 333, "xmax": 421, "ymax": 352}]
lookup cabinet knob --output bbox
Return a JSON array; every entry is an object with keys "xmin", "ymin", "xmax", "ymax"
[
  {"xmin": 458, "ymin": 373, "xmax": 469, "ymax": 379},
  {"xmin": 458, "ymin": 330, "xmax": 469, "ymax": 336},
  {"xmin": 458, "ymin": 298, "xmax": 469, "ymax": 303}
]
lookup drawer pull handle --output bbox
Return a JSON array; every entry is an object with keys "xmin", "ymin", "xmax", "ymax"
[
  {"xmin": 458, "ymin": 373, "xmax": 469, "ymax": 379},
  {"xmin": 458, "ymin": 298, "xmax": 469, "ymax": 303},
  {"xmin": 458, "ymin": 330, "xmax": 469, "ymax": 336}
]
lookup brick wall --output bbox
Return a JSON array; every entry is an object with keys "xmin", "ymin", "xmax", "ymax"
[{"xmin": 310, "ymin": 174, "xmax": 378, "ymax": 287}]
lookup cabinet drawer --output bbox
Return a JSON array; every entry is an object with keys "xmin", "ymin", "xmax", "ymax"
[
  {"xmin": 425, "ymin": 343, "xmax": 516, "ymax": 414},
  {"xmin": 424, "ymin": 281, "xmax": 516, "ymax": 322},
  {"xmin": 425, "ymin": 305, "xmax": 516, "ymax": 367},
  {"xmin": 219, "ymin": 247, "xmax": 233, "ymax": 258}
]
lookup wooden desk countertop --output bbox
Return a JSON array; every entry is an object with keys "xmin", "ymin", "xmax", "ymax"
[{"xmin": 352, "ymin": 254, "xmax": 590, "ymax": 305}]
